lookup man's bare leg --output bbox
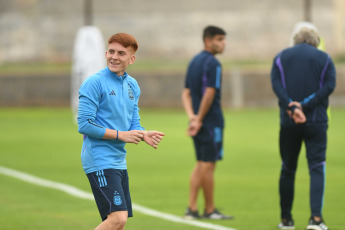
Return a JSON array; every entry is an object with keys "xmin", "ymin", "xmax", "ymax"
[{"xmin": 95, "ymin": 211, "xmax": 128, "ymax": 230}]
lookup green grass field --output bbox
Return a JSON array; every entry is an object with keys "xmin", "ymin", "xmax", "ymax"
[{"xmin": 0, "ymin": 107, "xmax": 344, "ymax": 230}]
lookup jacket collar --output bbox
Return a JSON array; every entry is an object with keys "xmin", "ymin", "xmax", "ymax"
[{"xmin": 106, "ymin": 67, "xmax": 128, "ymax": 80}]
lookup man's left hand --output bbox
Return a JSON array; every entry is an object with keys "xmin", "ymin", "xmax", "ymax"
[{"xmin": 142, "ymin": 131, "xmax": 165, "ymax": 149}]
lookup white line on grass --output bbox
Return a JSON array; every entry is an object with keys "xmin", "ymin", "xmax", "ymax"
[{"xmin": 0, "ymin": 166, "xmax": 236, "ymax": 230}]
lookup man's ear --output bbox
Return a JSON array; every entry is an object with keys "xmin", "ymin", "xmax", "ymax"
[
  {"xmin": 204, "ymin": 37, "xmax": 212, "ymax": 49},
  {"xmin": 129, "ymin": 55, "xmax": 136, "ymax": 64}
]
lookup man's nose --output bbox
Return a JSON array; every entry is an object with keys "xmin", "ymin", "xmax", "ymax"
[{"xmin": 111, "ymin": 53, "xmax": 118, "ymax": 59}]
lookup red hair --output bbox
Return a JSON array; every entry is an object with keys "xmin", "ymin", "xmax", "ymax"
[{"xmin": 108, "ymin": 33, "xmax": 138, "ymax": 52}]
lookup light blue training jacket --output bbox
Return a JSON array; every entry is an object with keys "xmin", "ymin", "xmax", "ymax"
[{"xmin": 78, "ymin": 67, "xmax": 144, "ymax": 174}]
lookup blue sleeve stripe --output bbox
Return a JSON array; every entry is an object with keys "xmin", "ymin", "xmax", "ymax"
[
  {"xmin": 275, "ymin": 56, "xmax": 286, "ymax": 89},
  {"xmin": 300, "ymin": 93, "xmax": 316, "ymax": 105},
  {"xmin": 319, "ymin": 55, "xmax": 330, "ymax": 88},
  {"xmin": 215, "ymin": 66, "xmax": 221, "ymax": 89},
  {"xmin": 202, "ymin": 56, "xmax": 214, "ymax": 93}
]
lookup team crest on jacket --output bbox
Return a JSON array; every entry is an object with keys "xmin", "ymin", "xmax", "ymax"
[
  {"xmin": 128, "ymin": 87, "xmax": 134, "ymax": 100},
  {"xmin": 113, "ymin": 191, "xmax": 122, "ymax": 206}
]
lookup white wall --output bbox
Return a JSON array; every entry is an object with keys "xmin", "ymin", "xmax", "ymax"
[{"xmin": 0, "ymin": 0, "xmax": 342, "ymax": 63}]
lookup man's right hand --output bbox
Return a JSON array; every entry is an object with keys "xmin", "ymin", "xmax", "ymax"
[{"xmin": 118, "ymin": 130, "xmax": 144, "ymax": 144}]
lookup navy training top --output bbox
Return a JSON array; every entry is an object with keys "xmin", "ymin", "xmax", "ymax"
[
  {"xmin": 271, "ymin": 43, "xmax": 336, "ymax": 125},
  {"xmin": 184, "ymin": 50, "xmax": 224, "ymax": 127}
]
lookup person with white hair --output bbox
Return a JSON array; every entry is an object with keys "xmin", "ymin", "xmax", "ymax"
[{"xmin": 271, "ymin": 27, "xmax": 336, "ymax": 230}]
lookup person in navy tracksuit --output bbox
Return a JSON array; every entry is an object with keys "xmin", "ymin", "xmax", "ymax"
[{"xmin": 271, "ymin": 27, "xmax": 336, "ymax": 230}]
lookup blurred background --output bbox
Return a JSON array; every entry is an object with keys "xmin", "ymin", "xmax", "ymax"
[{"xmin": 1, "ymin": 0, "xmax": 345, "ymax": 108}]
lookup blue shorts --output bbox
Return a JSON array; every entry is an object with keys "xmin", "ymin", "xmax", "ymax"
[
  {"xmin": 86, "ymin": 169, "xmax": 133, "ymax": 221},
  {"xmin": 192, "ymin": 126, "xmax": 224, "ymax": 162}
]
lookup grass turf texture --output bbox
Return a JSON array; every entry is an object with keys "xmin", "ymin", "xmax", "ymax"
[{"xmin": 0, "ymin": 107, "xmax": 344, "ymax": 230}]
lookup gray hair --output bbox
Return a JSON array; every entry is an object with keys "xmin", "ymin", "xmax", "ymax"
[{"xmin": 293, "ymin": 27, "xmax": 320, "ymax": 47}]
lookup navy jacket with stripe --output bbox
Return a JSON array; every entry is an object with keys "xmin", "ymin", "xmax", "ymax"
[{"xmin": 271, "ymin": 43, "xmax": 336, "ymax": 125}]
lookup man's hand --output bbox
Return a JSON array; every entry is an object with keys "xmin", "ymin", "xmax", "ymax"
[
  {"xmin": 142, "ymin": 131, "xmax": 165, "ymax": 149},
  {"xmin": 118, "ymin": 130, "xmax": 145, "ymax": 144},
  {"xmin": 187, "ymin": 119, "xmax": 202, "ymax": 137},
  {"xmin": 286, "ymin": 101, "xmax": 306, "ymax": 124},
  {"xmin": 291, "ymin": 108, "xmax": 306, "ymax": 124},
  {"xmin": 288, "ymin": 101, "xmax": 302, "ymax": 110}
]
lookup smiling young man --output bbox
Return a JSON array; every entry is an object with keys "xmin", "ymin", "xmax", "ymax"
[
  {"xmin": 182, "ymin": 25, "xmax": 232, "ymax": 220},
  {"xmin": 78, "ymin": 33, "xmax": 165, "ymax": 230}
]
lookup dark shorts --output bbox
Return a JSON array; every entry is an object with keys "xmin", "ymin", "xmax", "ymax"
[
  {"xmin": 193, "ymin": 126, "xmax": 224, "ymax": 162},
  {"xmin": 86, "ymin": 169, "xmax": 132, "ymax": 221}
]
